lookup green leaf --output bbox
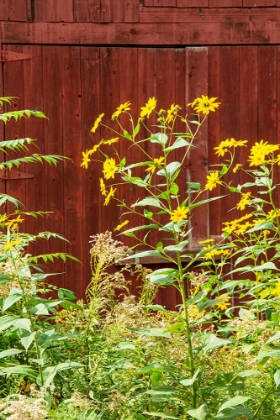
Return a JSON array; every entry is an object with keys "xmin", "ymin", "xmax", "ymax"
[
  {"xmin": 163, "ymin": 240, "xmax": 189, "ymax": 252},
  {"xmin": 122, "ymin": 250, "xmax": 163, "ymax": 261},
  {"xmin": 57, "ymin": 288, "xmax": 76, "ymax": 301},
  {"xmin": 145, "ymin": 304, "xmax": 169, "ymax": 313},
  {"xmin": 203, "ymin": 334, "xmax": 234, "ymax": 354},
  {"xmin": 21, "ymin": 332, "xmax": 36, "ymax": 351},
  {"xmin": 274, "ymin": 369, "xmax": 280, "ymax": 388},
  {"xmin": 113, "ymin": 342, "xmax": 136, "ymax": 351},
  {"xmin": 218, "ymin": 396, "xmax": 251, "ymax": 413},
  {"xmin": 0, "ymin": 349, "xmax": 23, "ymax": 358},
  {"xmin": 180, "ymin": 369, "xmax": 201, "ymax": 386},
  {"xmin": 131, "ymin": 328, "xmax": 171, "ymax": 339},
  {"xmin": 164, "ymin": 137, "xmax": 192, "ymax": 152},
  {"xmin": 143, "ymin": 412, "xmax": 178, "ymax": 419},
  {"xmin": 187, "ymin": 404, "xmax": 207, "ymax": 420},
  {"xmin": 215, "ymin": 406, "xmax": 253, "ymax": 419},
  {"xmin": 0, "ymin": 365, "xmax": 37, "ymax": 379},
  {"xmin": 187, "ymin": 182, "xmax": 201, "ymax": 192},
  {"xmin": 123, "ymin": 130, "xmax": 131, "ymax": 140},
  {"xmin": 150, "ymin": 132, "xmax": 168, "ymax": 145},
  {"xmin": 14, "ymin": 318, "xmax": 31, "ymax": 332},
  {"xmin": 2, "ymin": 294, "xmax": 22, "ymax": 312},
  {"xmin": 29, "ymin": 303, "xmax": 50, "ymax": 315},
  {"xmin": 132, "ymin": 197, "xmax": 163, "ymax": 209},
  {"xmin": 157, "ymin": 161, "xmax": 180, "ymax": 178},
  {"xmin": 236, "ymin": 370, "xmax": 262, "ymax": 378},
  {"xmin": 0, "ymin": 315, "xmax": 17, "ymax": 332},
  {"xmin": 145, "ymin": 386, "xmax": 176, "ymax": 395},
  {"xmin": 266, "ymin": 331, "xmax": 280, "ymax": 344},
  {"xmin": 147, "ymin": 268, "xmax": 178, "ymax": 286},
  {"xmin": 133, "ymin": 122, "xmax": 140, "ymax": 137}
]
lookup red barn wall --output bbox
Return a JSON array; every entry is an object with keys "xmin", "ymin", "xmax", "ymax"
[{"xmin": 1, "ymin": 1, "xmax": 280, "ymax": 307}]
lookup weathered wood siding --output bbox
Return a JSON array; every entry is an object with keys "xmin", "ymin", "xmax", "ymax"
[{"xmin": 1, "ymin": 1, "xmax": 280, "ymax": 306}]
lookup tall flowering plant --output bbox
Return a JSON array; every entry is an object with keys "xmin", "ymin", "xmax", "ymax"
[
  {"xmin": 81, "ymin": 95, "xmax": 234, "ymax": 409},
  {"xmin": 81, "ymin": 97, "xmax": 280, "ymax": 418}
]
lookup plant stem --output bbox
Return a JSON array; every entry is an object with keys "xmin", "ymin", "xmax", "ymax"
[
  {"xmin": 177, "ymin": 254, "xmax": 197, "ymax": 409},
  {"xmin": 252, "ymin": 384, "xmax": 274, "ymax": 419}
]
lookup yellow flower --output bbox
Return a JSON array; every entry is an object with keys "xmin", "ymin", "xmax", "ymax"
[
  {"xmin": 88, "ymin": 141, "xmax": 103, "ymax": 155},
  {"xmin": 146, "ymin": 156, "xmax": 165, "ymax": 173},
  {"xmin": 199, "ymin": 238, "xmax": 215, "ymax": 244},
  {"xmin": 236, "ymin": 192, "xmax": 251, "ymax": 211},
  {"xmin": 3, "ymin": 238, "xmax": 22, "ymax": 251},
  {"xmin": 233, "ymin": 164, "xmax": 242, "ymax": 173},
  {"xmin": 103, "ymin": 137, "xmax": 119, "ymax": 145},
  {"xmin": 248, "ymin": 153, "xmax": 267, "ymax": 167},
  {"xmin": 104, "ymin": 186, "xmax": 116, "ymax": 205},
  {"xmin": 140, "ymin": 97, "xmax": 157, "ymax": 118},
  {"xmin": 81, "ymin": 150, "xmax": 91, "ymax": 169},
  {"xmin": 215, "ymin": 295, "xmax": 231, "ymax": 311},
  {"xmin": 273, "ymin": 281, "xmax": 280, "ymax": 296},
  {"xmin": 112, "ymin": 101, "xmax": 131, "ymax": 120},
  {"xmin": 205, "ymin": 171, "xmax": 222, "ymax": 191},
  {"xmin": 234, "ymin": 221, "xmax": 253, "ymax": 236},
  {"xmin": 188, "ymin": 95, "xmax": 220, "ymax": 115},
  {"xmin": 166, "ymin": 103, "xmax": 180, "ymax": 124},
  {"xmin": 214, "ymin": 138, "xmax": 247, "ymax": 157},
  {"xmin": 5, "ymin": 215, "xmax": 24, "ymax": 230},
  {"xmin": 102, "ymin": 158, "xmax": 119, "ymax": 180},
  {"xmin": 114, "ymin": 220, "xmax": 129, "ymax": 231},
  {"xmin": 214, "ymin": 139, "xmax": 232, "ymax": 157},
  {"xmin": 100, "ymin": 178, "xmax": 107, "ymax": 196},
  {"xmin": 170, "ymin": 206, "xmax": 189, "ymax": 223},
  {"xmin": 91, "ymin": 113, "xmax": 104, "ymax": 133}
]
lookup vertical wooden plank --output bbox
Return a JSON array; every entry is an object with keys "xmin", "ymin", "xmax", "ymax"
[
  {"xmin": 34, "ymin": 0, "xmax": 74, "ymax": 22},
  {"xmin": 185, "ymin": 47, "xmax": 209, "ymax": 248},
  {"xmin": 42, "ymin": 46, "xmax": 66, "ymax": 289},
  {"xmin": 117, "ymin": 47, "xmax": 140, "ymax": 254},
  {"xmin": 21, "ymin": 45, "xmax": 46, "ymax": 258},
  {"xmin": 218, "ymin": 47, "xmax": 240, "ymax": 227},
  {"xmin": 0, "ymin": 2, "xmax": 9, "ymax": 20},
  {"xmin": 61, "ymin": 46, "xmax": 84, "ymax": 296},
  {"xmin": 8, "ymin": 0, "xmax": 28, "ymax": 21},
  {"xmin": 208, "ymin": 47, "xmax": 222, "ymax": 238},
  {"xmin": 209, "ymin": 0, "xmax": 242, "ymax": 6},
  {"xmin": 177, "ymin": 0, "xmax": 209, "ymax": 7},
  {"xmin": 111, "ymin": 0, "xmax": 140, "ymax": 22},
  {"xmin": 99, "ymin": 47, "xmax": 119, "ymax": 232},
  {"xmin": 80, "ymin": 46, "xmax": 101, "ymax": 290},
  {"xmin": 243, "ymin": 0, "xmax": 276, "ymax": 6},
  {"xmin": 3, "ymin": 46, "xmax": 27, "ymax": 227},
  {"xmin": 100, "ymin": 0, "xmax": 112, "ymax": 22},
  {"xmin": 258, "ymin": 46, "xmax": 277, "ymax": 143},
  {"xmin": 74, "ymin": 0, "xmax": 101, "ymax": 22}
]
